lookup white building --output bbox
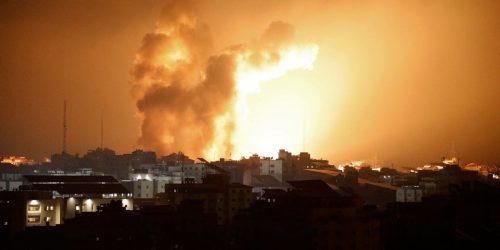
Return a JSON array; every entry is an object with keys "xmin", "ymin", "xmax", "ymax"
[
  {"xmin": 5, "ymin": 175, "xmax": 134, "ymax": 228},
  {"xmin": 129, "ymin": 163, "xmax": 206, "ymax": 184},
  {"xmin": 124, "ymin": 163, "xmax": 207, "ymax": 198},
  {"xmin": 260, "ymin": 158, "xmax": 283, "ymax": 182},
  {"xmin": 122, "ymin": 179, "xmax": 154, "ymax": 199},
  {"xmin": 396, "ymin": 186, "xmax": 424, "ymax": 202}
]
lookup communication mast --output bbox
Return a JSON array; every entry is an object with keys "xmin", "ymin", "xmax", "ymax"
[
  {"xmin": 63, "ymin": 100, "xmax": 67, "ymax": 153},
  {"xmin": 100, "ymin": 112, "xmax": 104, "ymax": 149}
]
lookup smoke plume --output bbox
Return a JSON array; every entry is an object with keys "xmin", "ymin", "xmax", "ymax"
[{"xmin": 131, "ymin": 0, "xmax": 318, "ymax": 159}]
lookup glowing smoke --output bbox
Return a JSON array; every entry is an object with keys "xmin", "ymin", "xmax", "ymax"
[{"xmin": 131, "ymin": 0, "xmax": 318, "ymax": 159}]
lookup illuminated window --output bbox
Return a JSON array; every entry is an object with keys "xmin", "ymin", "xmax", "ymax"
[
  {"xmin": 27, "ymin": 205, "xmax": 40, "ymax": 212},
  {"xmin": 27, "ymin": 216, "xmax": 40, "ymax": 224},
  {"xmin": 45, "ymin": 217, "xmax": 51, "ymax": 222},
  {"xmin": 75, "ymin": 205, "xmax": 80, "ymax": 211}
]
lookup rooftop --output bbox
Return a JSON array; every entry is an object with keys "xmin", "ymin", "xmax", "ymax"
[
  {"xmin": 24, "ymin": 175, "xmax": 119, "ymax": 183},
  {"xmin": 22, "ymin": 175, "xmax": 129, "ymax": 195}
]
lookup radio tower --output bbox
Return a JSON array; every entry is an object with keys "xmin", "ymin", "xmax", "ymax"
[
  {"xmin": 100, "ymin": 112, "xmax": 104, "ymax": 149},
  {"xmin": 63, "ymin": 101, "xmax": 67, "ymax": 153}
]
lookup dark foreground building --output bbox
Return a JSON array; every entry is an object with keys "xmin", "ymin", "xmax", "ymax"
[
  {"xmin": 1, "ymin": 172, "xmax": 499, "ymax": 250},
  {"xmin": 231, "ymin": 180, "xmax": 381, "ymax": 250}
]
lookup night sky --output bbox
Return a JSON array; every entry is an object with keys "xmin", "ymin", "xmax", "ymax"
[{"xmin": 1, "ymin": 0, "xmax": 499, "ymax": 166}]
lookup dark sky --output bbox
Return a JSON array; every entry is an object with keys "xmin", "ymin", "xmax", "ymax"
[{"xmin": 0, "ymin": 0, "xmax": 499, "ymax": 167}]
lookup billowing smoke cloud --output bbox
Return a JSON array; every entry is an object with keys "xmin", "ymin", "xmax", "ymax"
[{"xmin": 131, "ymin": 0, "xmax": 318, "ymax": 158}]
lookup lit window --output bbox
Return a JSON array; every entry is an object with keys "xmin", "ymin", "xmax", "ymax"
[
  {"xmin": 43, "ymin": 205, "xmax": 54, "ymax": 211},
  {"xmin": 75, "ymin": 205, "xmax": 80, "ymax": 211},
  {"xmin": 27, "ymin": 216, "xmax": 40, "ymax": 224},
  {"xmin": 28, "ymin": 205, "xmax": 40, "ymax": 212}
]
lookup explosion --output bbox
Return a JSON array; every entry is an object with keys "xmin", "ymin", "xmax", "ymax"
[
  {"xmin": 1, "ymin": 156, "xmax": 36, "ymax": 166},
  {"xmin": 131, "ymin": 0, "xmax": 318, "ymax": 159}
]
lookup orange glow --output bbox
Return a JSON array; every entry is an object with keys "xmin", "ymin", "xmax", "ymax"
[
  {"xmin": 156, "ymin": 38, "xmax": 191, "ymax": 69},
  {"xmin": 1, "ymin": 156, "xmax": 36, "ymax": 166},
  {"xmin": 205, "ymin": 44, "xmax": 319, "ymax": 159},
  {"xmin": 2, "ymin": 1, "xmax": 497, "ymax": 167}
]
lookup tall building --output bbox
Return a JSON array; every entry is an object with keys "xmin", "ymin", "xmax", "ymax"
[{"xmin": 160, "ymin": 174, "xmax": 254, "ymax": 225}]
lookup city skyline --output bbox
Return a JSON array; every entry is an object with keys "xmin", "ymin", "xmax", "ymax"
[{"xmin": 1, "ymin": 0, "xmax": 499, "ymax": 166}]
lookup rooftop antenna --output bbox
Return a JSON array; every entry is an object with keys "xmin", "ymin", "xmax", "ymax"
[
  {"xmin": 100, "ymin": 112, "xmax": 104, "ymax": 149},
  {"xmin": 63, "ymin": 100, "xmax": 67, "ymax": 153}
]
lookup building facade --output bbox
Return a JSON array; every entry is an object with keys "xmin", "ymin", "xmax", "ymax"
[
  {"xmin": 161, "ymin": 174, "xmax": 254, "ymax": 224},
  {"xmin": 260, "ymin": 158, "xmax": 283, "ymax": 183},
  {"xmin": 396, "ymin": 186, "xmax": 424, "ymax": 202},
  {"xmin": 0, "ymin": 175, "xmax": 133, "ymax": 232}
]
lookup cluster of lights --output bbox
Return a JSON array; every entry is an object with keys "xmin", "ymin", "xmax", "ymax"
[
  {"xmin": 102, "ymin": 193, "xmax": 133, "ymax": 198},
  {"xmin": 417, "ymin": 164, "xmax": 444, "ymax": 171},
  {"xmin": 135, "ymin": 174, "xmax": 152, "ymax": 181}
]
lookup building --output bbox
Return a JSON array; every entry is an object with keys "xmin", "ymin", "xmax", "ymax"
[
  {"xmin": 124, "ymin": 162, "xmax": 208, "ymax": 199},
  {"xmin": 122, "ymin": 179, "xmax": 154, "ymax": 199},
  {"xmin": 250, "ymin": 174, "xmax": 288, "ymax": 195},
  {"xmin": 0, "ymin": 173, "xmax": 23, "ymax": 191},
  {"xmin": 260, "ymin": 158, "xmax": 283, "ymax": 182},
  {"xmin": 396, "ymin": 186, "xmax": 423, "ymax": 202},
  {"xmin": 160, "ymin": 174, "xmax": 254, "ymax": 225},
  {"xmin": 212, "ymin": 159, "xmax": 255, "ymax": 185},
  {"xmin": 231, "ymin": 180, "xmax": 381, "ymax": 250},
  {"xmin": 129, "ymin": 162, "xmax": 206, "ymax": 184},
  {"xmin": 0, "ymin": 175, "xmax": 133, "ymax": 232}
]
